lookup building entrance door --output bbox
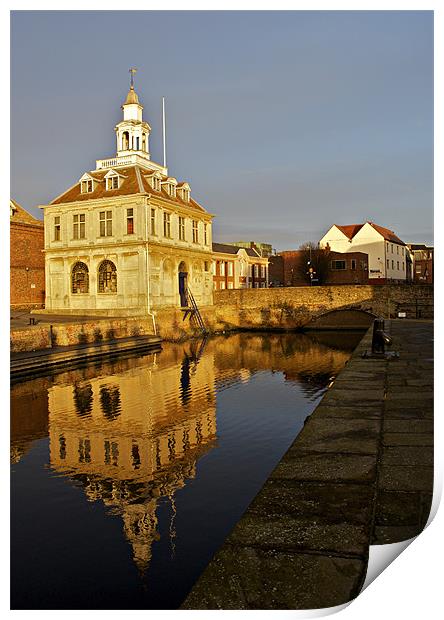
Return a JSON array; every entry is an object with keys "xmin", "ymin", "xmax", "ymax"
[{"xmin": 179, "ymin": 270, "xmax": 188, "ymax": 307}]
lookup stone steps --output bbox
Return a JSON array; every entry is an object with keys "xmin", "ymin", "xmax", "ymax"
[{"xmin": 10, "ymin": 335, "xmax": 162, "ymax": 381}]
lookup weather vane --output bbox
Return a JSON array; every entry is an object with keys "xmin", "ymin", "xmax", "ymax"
[{"xmin": 129, "ymin": 67, "xmax": 137, "ymax": 88}]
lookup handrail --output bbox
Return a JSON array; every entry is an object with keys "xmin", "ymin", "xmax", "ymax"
[{"xmin": 184, "ymin": 287, "xmax": 207, "ymax": 333}]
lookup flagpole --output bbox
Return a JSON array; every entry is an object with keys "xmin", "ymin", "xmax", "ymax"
[{"xmin": 162, "ymin": 97, "xmax": 167, "ymax": 169}]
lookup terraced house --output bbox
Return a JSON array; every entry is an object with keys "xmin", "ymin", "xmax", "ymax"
[{"xmin": 38, "ymin": 78, "xmax": 213, "ymax": 316}]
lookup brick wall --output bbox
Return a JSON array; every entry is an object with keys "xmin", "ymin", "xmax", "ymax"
[
  {"xmin": 10, "ymin": 222, "xmax": 45, "ymax": 308},
  {"xmin": 279, "ymin": 250, "xmax": 368, "ymax": 286}
]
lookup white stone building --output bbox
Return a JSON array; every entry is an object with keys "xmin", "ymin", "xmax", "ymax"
[
  {"xmin": 319, "ymin": 222, "xmax": 408, "ymax": 283},
  {"xmin": 39, "ymin": 79, "xmax": 214, "ymax": 316}
]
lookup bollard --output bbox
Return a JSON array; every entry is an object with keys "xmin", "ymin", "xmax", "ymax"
[{"xmin": 371, "ymin": 318, "xmax": 393, "ymax": 354}]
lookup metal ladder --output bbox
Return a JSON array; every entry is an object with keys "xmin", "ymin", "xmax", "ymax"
[{"xmin": 182, "ymin": 288, "xmax": 207, "ymax": 333}]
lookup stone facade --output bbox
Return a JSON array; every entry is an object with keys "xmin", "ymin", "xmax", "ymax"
[
  {"xmin": 10, "ymin": 200, "xmax": 45, "ymax": 309},
  {"xmin": 38, "ymin": 80, "xmax": 213, "ymax": 316},
  {"xmin": 211, "ymin": 285, "xmax": 433, "ymax": 330}
]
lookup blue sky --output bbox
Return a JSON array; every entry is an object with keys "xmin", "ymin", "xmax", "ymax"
[{"xmin": 10, "ymin": 10, "xmax": 433, "ymax": 250}]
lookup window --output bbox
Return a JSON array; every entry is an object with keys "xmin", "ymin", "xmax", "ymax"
[
  {"xmin": 227, "ymin": 262, "xmax": 233, "ymax": 276},
  {"xmin": 192, "ymin": 220, "xmax": 198, "ymax": 243},
  {"xmin": 204, "ymin": 224, "xmax": 208, "ymax": 245},
  {"xmin": 212, "ymin": 261, "xmax": 216, "ymax": 275},
  {"xmin": 163, "ymin": 212, "xmax": 171, "ymax": 238},
  {"xmin": 71, "ymin": 262, "xmax": 89, "ymax": 293},
  {"xmin": 81, "ymin": 179, "xmax": 93, "ymax": 193},
  {"xmin": 386, "ymin": 242, "xmax": 389, "ymax": 251},
  {"xmin": 392, "ymin": 260, "xmax": 395, "ymax": 269},
  {"xmin": 228, "ymin": 282, "xmax": 233, "ymax": 289},
  {"xmin": 254, "ymin": 265, "xmax": 259, "ymax": 277},
  {"xmin": 402, "ymin": 247, "xmax": 405, "ymax": 256},
  {"xmin": 179, "ymin": 216, "xmax": 185, "ymax": 241},
  {"xmin": 397, "ymin": 246, "xmax": 399, "ymax": 255},
  {"xmin": 54, "ymin": 216, "xmax": 61, "ymax": 241},
  {"xmin": 220, "ymin": 281, "xmax": 226, "ymax": 290},
  {"xmin": 220, "ymin": 262, "xmax": 225, "ymax": 276},
  {"xmin": 260, "ymin": 265, "xmax": 265, "ymax": 278},
  {"xmin": 106, "ymin": 175, "xmax": 119, "ymax": 190},
  {"xmin": 351, "ymin": 259, "xmax": 356, "ymax": 270},
  {"xmin": 150, "ymin": 208, "xmax": 156, "ymax": 235},
  {"xmin": 99, "ymin": 211, "xmax": 112, "ymax": 237},
  {"xmin": 391, "ymin": 244, "xmax": 393, "ymax": 253},
  {"xmin": 397, "ymin": 261, "xmax": 400, "ymax": 270},
  {"xmin": 126, "ymin": 208, "xmax": 134, "ymax": 234},
  {"xmin": 204, "ymin": 261, "xmax": 209, "ymax": 272},
  {"xmin": 98, "ymin": 260, "xmax": 117, "ymax": 293},
  {"xmin": 331, "ymin": 260, "xmax": 346, "ymax": 270},
  {"xmin": 73, "ymin": 214, "xmax": 85, "ymax": 239},
  {"xmin": 416, "ymin": 265, "xmax": 422, "ymax": 274},
  {"xmin": 402, "ymin": 262, "xmax": 405, "ymax": 270},
  {"xmin": 387, "ymin": 259, "xmax": 390, "ymax": 269}
]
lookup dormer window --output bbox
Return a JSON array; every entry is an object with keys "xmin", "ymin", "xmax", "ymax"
[
  {"xmin": 79, "ymin": 173, "xmax": 96, "ymax": 194},
  {"xmin": 81, "ymin": 179, "xmax": 93, "ymax": 193},
  {"xmin": 146, "ymin": 174, "xmax": 161, "ymax": 192},
  {"xmin": 177, "ymin": 183, "xmax": 191, "ymax": 202},
  {"xmin": 161, "ymin": 178, "xmax": 177, "ymax": 198},
  {"xmin": 106, "ymin": 175, "xmax": 119, "ymax": 191},
  {"xmin": 104, "ymin": 169, "xmax": 122, "ymax": 191}
]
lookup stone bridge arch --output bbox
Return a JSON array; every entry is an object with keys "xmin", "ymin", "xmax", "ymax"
[{"xmin": 303, "ymin": 307, "xmax": 377, "ymax": 330}]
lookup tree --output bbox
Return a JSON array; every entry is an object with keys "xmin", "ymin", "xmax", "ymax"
[{"xmin": 297, "ymin": 242, "xmax": 331, "ymax": 285}]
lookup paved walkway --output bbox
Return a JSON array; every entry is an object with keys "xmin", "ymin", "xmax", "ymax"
[
  {"xmin": 10, "ymin": 310, "xmax": 112, "ymax": 330},
  {"xmin": 181, "ymin": 320, "xmax": 433, "ymax": 610}
]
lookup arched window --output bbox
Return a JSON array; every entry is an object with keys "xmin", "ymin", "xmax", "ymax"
[
  {"xmin": 98, "ymin": 260, "xmax": 117, "ymax": 293},
  {"xmin": 122, "ymin": 131, "xmax": 129, "ymax": 150},
  {"xmin": 71, "ymin": 262, "xmax": 89, "ymax": 294}
]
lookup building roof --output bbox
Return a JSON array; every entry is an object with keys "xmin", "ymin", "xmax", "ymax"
[
  {"xmin": 49, "ymin": 165, "xmax": 206, "ymax": 212},
  {"xmin": 368, "ymin": 222, "xmax": 405, "ymax": 245},
  {"xmin": 123, "ymin": 86, "xmax": 140, "ymax": 105},
  {"xmin": 212, "ymin": 242, "xmax": 240, "ymax": 255},
  {"xmin": 335, "ymin": 224, "xmax": 364, "ymax": 239},
  {"xmin": 10, "ymin": 199, "xmax": 44, "ymax": 226},
  {"xmin": 212, "ymin": 242, "xmax": 263, "ymax": 258},
  {"xmin": 334, "ymin": 222, "xmax": 405, "ymax": 245},
  {"xmin": 407, "ymin": 243, "xmax": 434, "ymax": 251}
]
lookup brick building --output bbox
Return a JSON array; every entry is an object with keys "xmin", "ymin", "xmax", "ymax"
[
  {"xmin": 212, "ymin": 242, "xmax": 268, "ymax": 290},
  {"xmin": 268, "ymin": 255, "xmax": 284, "ymax": 287},
  {"xmin": 276, "ymin": 249, "xmax": 368, "ymax": 286},
  {"xmin": 10, "ymin": 199, "xmax": 45, "ymax": 309},
  {"xmin": 407, "ymin": 244, "xmax": 433, "ymax": 284}
]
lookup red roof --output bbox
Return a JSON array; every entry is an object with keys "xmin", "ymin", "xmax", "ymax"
[
  {"xmin": 335, "ymin": 222, "xmax": 405, "ymax": 245},
  {"xmin": 368, "ymin": 222, "xmax": 405, "ymax": 245},
  {"xmin": 50, "ymin": 165, "xmax": 206, "ymax": 212},
  {"xmin": 335, "ymin": 224, "xmax": 363, "ymax": 239}
]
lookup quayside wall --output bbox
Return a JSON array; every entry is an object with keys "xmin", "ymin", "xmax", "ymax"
[{"xmin": 11, "ymin": 285, "xmax": 433, "ymax": 352}]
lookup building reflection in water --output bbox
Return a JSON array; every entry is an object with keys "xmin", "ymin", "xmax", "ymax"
[
  {"xmin": 11, "ymin": 331, "xmax": 361, "ymax": 578},
  {"xmin": 47, "ymin": 341, "xmax": 217, "ymax": 574}
]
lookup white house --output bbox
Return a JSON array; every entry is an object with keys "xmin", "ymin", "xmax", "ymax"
[
  {"xmin": 38, "ymin": 77, "xmax": 214, "ymax": 316},
  {"xmin": 319, "ymin": 222, "xmax": 408, "ymax": 283}
]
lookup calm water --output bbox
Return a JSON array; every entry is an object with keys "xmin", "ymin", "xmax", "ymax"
[{"xmin": 11, "ymin": 331, "xmax": 363, "ymax": 610}]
